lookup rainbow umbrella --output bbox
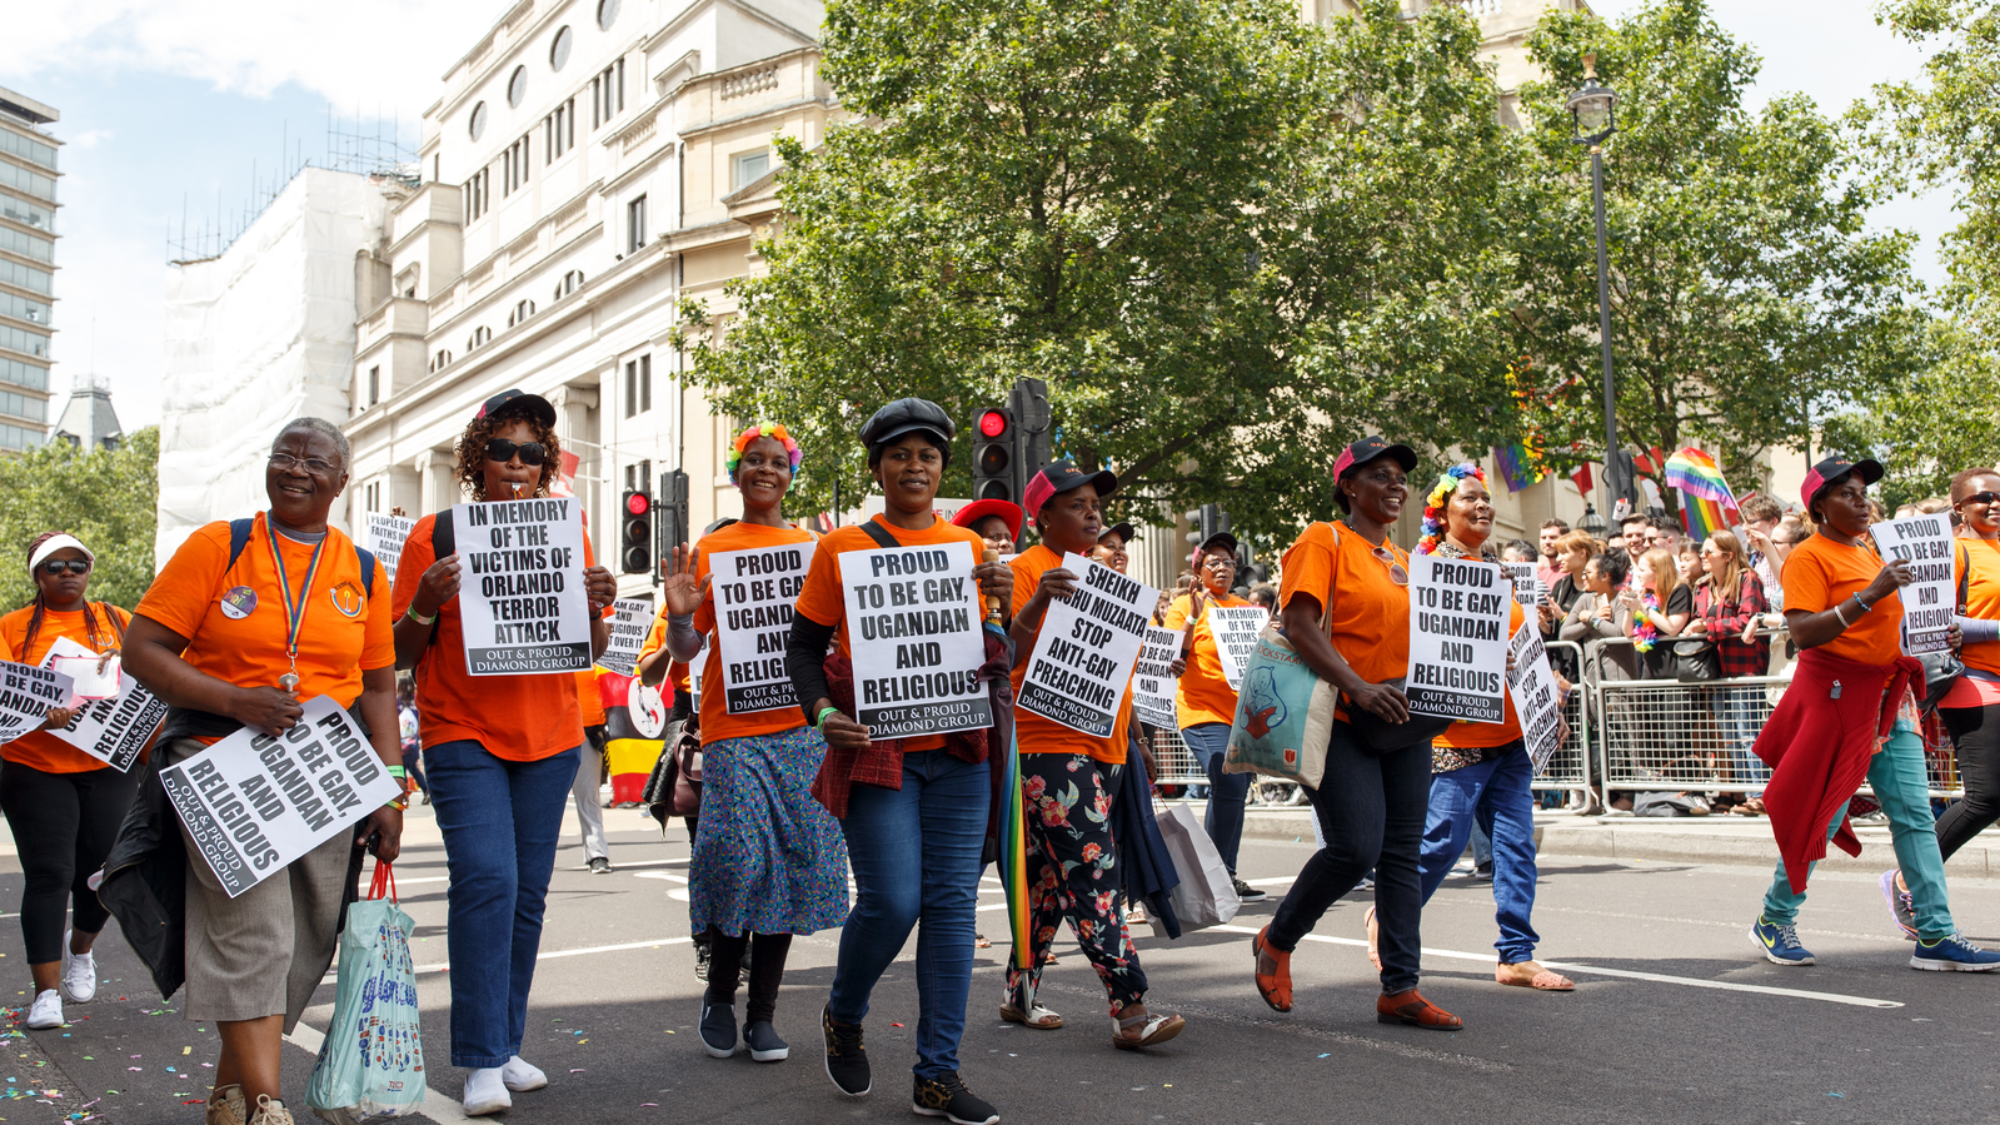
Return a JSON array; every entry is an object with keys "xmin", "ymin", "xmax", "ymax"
[
  {"xmin": 998, "ymin": 730, "xmax": 1031, "ymax": 972},
  {"xmin": 1664, "ymin": 447, "xmax": 1740, "ymax": 540}
]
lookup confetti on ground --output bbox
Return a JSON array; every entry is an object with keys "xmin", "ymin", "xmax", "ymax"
[
  {"xmin": 891, "ymin": 1023, "xmax": 904, "ymax": 1028},
  {"xmin": 569, "ymin": 1069, "xmax": 585, "ymax": 1073},
  {"xmin": 1317, "ymin": 1053, "xmax": 1330, "ymax": 1059},
  {"xmin": 181, "ymin": 1048, "xmax": 191, "ymax": 1055}
]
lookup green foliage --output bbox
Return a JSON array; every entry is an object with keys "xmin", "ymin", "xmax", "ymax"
[{"xmin": 0, "ymin": 427, "xmax": 159, "ymax": 612}]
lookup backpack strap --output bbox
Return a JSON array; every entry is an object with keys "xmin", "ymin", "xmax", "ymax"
[
  {"xmin": 355, "ymin": 546, "xmax": 377, "ymax": 600},
  {"xmin": 225, "ymin": 517, "xmax": 255, "ymax": 574},
  {"xmin": 858, "ymin": 518, "xmax": 900, "ymax": 551}
]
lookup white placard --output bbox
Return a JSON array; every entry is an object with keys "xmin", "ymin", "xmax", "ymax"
[
  {"xmin": 1407, "ymin": 554, "xmax": 1511, "ymax": 723},
  {"xmin": 363, "ymin": 513, "xmax": 416, "ymax": 584},
  {"xmin": 453, "ymin": 498, "xmax": 592, "ymax": 676},
  {"xmin": 599, "ymin": 599, "xmax": 653, "ymax": 677},
  {"xmin": 1502, "ymin": 563, "xmax": 1548, "ymax": 608},
  {"xmin": 838, "ymin": 541, "xmax": 995, "ymax": 740},
  {"xmin": 1877, "ymin": 513, "xmax": 1955, "ymax": 656},
  {"xmin": 40, "ymin": 637, "xmax": 165, "ymax": 773},
  {"xmin": 160, "ymin": 696, "xmax": 400, "ymax": 898},
  {"xmin": 710, "ymin": 543, "xmax": 810, "ymax": 715},
  {"xmin": 1506, "ymin": 619, "xmax": 1564, "ymax": 775},
  {"xmin": 1133, "ymin": 626, "xmax": 1181, "ymax": 728},
  {"xmin": 0, "ymin": 660, "xmax": 74, "ymax": 743},
  {"xmin": 1207, "ymin": 607, "xmax": 1269, "ymax": 693},
  {"xmin": 1018, "ymin": 554, "xmax": 1157, "ymax": 737}
]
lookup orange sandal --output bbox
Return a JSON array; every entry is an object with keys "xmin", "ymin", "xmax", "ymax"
[
  {"xmin": 1252, "ymin": 925, "xmax": 1293, "ymax": 1013},
  {"xmin": 1376, "ymin": 988, "xmax": 1462, "ymax": 1030}
]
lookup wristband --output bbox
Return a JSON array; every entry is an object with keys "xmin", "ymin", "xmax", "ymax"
[
  {"xmin": 1833, "ymin": 601, "xmax": 1852, "ymax": 628},
  {"xmin": 406, "ymin": 605, "xmax": 437, "ymax": 626},
  {"xmin": 816, "ymin": 705, "xmax": 842, "ymax": 728},
  {"xmin": 387, "ymin": 764, "xmax": 406, "ymax": 778}
]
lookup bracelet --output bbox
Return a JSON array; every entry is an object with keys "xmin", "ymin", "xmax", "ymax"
[
  {"xmin": 815, "ymin": 705, "xmax": 842, "ymax": 728},
  {"xmin": 1851, "ymin": 592, "xmax": 1873, "ymax": 613},
  {"xmin": 406, "ymin": 605, "xmax": 437, "ymax": 626},
  {"xmin": 1833, "ymin": 602, "xmax": 1852, "ymax": 628}
]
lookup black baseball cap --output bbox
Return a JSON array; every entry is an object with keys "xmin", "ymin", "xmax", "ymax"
[
  {"xmin": 1198, "ymin": 532, "xmax": 1238, "ymax": 556},
  {"xmin": 1802, "ymin": 455, "xmax": 1885, "ymax": 513},
  {"xmin": 1100, "ymin": 521, "xmax": 1136, "ymax": 546},
  {"xmin": 1333, "ymin": 436, "xmax": 1418, "ymax": 479},
  {"xmin": 859, "ymin": 398, "xmax": 955, "ymax": 450},
  {"xmin": 478, "ymin": 388, "xmax": 557, "ymax": 428},
  {"xmin": 1024, "ymin": 461, "xmax": 1119, "ymax": 528}
]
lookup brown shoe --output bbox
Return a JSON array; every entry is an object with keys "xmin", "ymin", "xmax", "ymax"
[
  {"xmin": 1252, "ymin": 925, "xmax": 1293, "ymax": 1013},
  {"xmin": 206, "ymin": 1085, "xmax": 246, "ymax": 1125},
  {"xmin": 1376, "ymin": 988, "xmax": 1463, "ymax": 1030}
]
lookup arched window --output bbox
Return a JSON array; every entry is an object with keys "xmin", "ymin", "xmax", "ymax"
[
  {"xmin": 554, "ymin": 270, "xmax": 584, "ymax": 301},
  {"xmin": 468, "ymin": 326, "xmax": 492, "ymax": 351},
  {"xmin": 430, "ymin": 349, "xmax": 454, "ymax": 372},
  {"xmin": 507, "ymin": 299, "xmax": 537, "ymax": 327}
]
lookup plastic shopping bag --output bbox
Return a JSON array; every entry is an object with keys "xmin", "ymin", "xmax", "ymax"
[
  {"xmin": 1156, "ymin": 803, "xmax": 1241, "ymax": 932},
  {"xmin": 307, "ymin": 863, "xmax": 426, "ymax": 1123}
]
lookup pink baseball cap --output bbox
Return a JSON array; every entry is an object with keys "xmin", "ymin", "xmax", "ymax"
[
  {"xmin": 1800, "ymin": 454, "xmax": 1883, "ymax": 514},
  {"xmin": 1023, "ymin": 461, "xmax": 1118, "ymax": 528},
  {"xmin": 1333, "ymin": 435, "xmax": 1417, "ymax": 481}
]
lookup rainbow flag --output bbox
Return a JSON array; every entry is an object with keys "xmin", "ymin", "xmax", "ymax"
[
  {"xmin": 985, "ymin": 616, "xmax": 1032, "ymax": 980},
  {"xmin": 1664, "ymin": 447, "xmax": 1740, "ymax": 541},
  {"xmin": 1491, "ymin": 442, "xmax": 1545, "ymax": 494}
]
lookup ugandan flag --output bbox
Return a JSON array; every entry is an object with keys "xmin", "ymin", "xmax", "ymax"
[{"xmin": 597, "ymin": 669, "xmax": 670, "ymax": 805}]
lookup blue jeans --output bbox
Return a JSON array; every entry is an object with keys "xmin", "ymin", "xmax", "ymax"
[
  {"xmin": 1761, "ymin": 724, "xmax": 1954, "ymax": 939},
  {"xmin": 1418, "ymin": 746, "xmax": 1541, "ymax": 963},
  {"xmin": 1182, "ymin": 723, "xmax": 1248, "ymax": 872},
  {"xmin": 426, "ymin": 740, "xmax": 581, "ymax": 1068},
  {"xmin": 1711, "ymin": 685, "xmax": 1767, "ymax": 796},
  {"xmin": 829, "ymin": 750, "xmax": 989, "ymax": 1080}
]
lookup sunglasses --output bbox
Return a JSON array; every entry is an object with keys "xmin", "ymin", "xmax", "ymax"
[
  {"xmin": 1959, "ymin": 491, "xmax": 2000, "ymax": 507},
  {"xmin": 485, "ymin": 439, "xmax": 549, "ymax": 466},
  {"xmin": 1371, "ymin": 545, "xmax": 1410, "ymax": 586},
  {"xmin": 40, "ymin": 559, "xmax": 89, "ymax": 576}
]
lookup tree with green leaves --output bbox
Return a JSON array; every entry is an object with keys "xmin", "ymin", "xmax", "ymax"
[
  {"xmin": 677, "ymin": 0, "xmax": 1527, "ymax": 543},
  {"xmin": 1507, "ymin": 0, "xmax": 1927, "ymax": 505},
  {"xmin": 0, "ymin": 427, "xmax": 158, "ymax": 612}
]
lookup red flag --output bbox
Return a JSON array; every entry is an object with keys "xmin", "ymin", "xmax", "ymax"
[
  {"xmin": 1650, "ymin": 446, "xmax": 1668, "ymax": 472},
  {"xmin": 1569, "ymin": 463, "xmax": 1593, "ymax": 497},
  {"xmin": 1632, "ymin": 451, "xmax": 1656, "ymax": 476}
]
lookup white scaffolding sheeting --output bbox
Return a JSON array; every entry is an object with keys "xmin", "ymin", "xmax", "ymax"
[{"xmin": 158, "ymin": 169, "xmax": 385, "ymax": 566}]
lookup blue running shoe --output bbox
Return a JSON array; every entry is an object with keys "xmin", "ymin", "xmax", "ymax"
[
  {"xmin": 1910, "ymin": 932, "xmax": 2000, "ymax": 971},
  {"xmin": 1749, "ymin": 917, "xmax": 1816, "ymax": 966},
  {"xmin": 1879, "ymin": 870, "xmax": 1917, "ymax": 941}
]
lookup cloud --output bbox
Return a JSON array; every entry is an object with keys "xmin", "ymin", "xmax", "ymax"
[{"xmin": 66, "ymin": 129, "xmax": 112, "ymax": 149}]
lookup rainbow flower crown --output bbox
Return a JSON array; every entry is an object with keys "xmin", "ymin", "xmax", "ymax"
[
  {"xmin": 726, "ymin": 422, "xmax": 803, "ymax": 485},
  {"xmin": 1413, "ymin": 462, "xmax": 1486, "ymax": 557}
]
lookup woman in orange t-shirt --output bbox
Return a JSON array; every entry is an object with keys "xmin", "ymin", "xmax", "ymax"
[
  {"xmin": 0, "ymin": 532, "xmax": 138, "ymax": 1032},
  {"xmin": 1252, "ymin": 436, "xmax": 1465, "ymax": 1031},
  {"xmin": 389, "ymin": 390, "xmax": 618, "ymax": 1114},
  {"xmin": 1922, "ymin": 468, "xmax": 2000, "ymax": 876},
  {"xmin": 655, "ymin": 423, "xmax": 846, "ymax": 1065}
]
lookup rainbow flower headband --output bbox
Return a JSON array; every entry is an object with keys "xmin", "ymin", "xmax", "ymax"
[
  {"xmin": 726, "ymin": 422, "xmax": 803, "ymax": 485},
  {"xmin": 1414, "ymin": 462, "xmax": 1486, "ymax": 556}
]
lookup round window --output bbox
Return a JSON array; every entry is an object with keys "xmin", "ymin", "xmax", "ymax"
[
  {"xmin": 550, "ymin": 26, "xmax": 573, "ymax": 71},
  {"xmin": 468, "ymin": 101, "xmax": 488, "ymax": 141},
  {"xmin": 597, "ymin": 0, "xmax": 621, "ymax": 31},
  {"xmin": 508, "ymin": 65, "xmax": 528, "ymax": 108}
]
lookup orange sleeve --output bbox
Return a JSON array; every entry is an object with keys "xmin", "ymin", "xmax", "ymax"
[
  {"xmin": 1278, "ymin": 523, "xmax": 1337, "ymax": 615},
  {"xmin": 390, "ymin": 515, "xmax": 436, "ymax": 621},
  {"xmin": 1009, "ymin": 553, "xmax": 1039, "ymax": 619},
  {"xmin": 794, "ymin": 535, "xmax": 847, "ymax": 627},
  {"xmin": 692, "ymin": 539, "xmax": 716, "ymax": 636},
  {"xmin": 1162, "ymin": 594, "xmax": 1191, "ymax": 631},
  {"xmin": 1782, "ymin": 545, "xmax": 1832, "ymax": 616},
  {"xmin": 637, "ymin": 614, "xmax": 668, "ymax": 663},
  {"xmin": 135, "ymin": 524, "xmax": 230, "ymax": 640},
  {"xmin": 362, "ymin": 556, "xmax": 395, "ymax": 671}
]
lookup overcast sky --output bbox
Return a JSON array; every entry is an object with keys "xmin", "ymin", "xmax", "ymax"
[{"xmin": 0, "ymin": 0, "xmax": 1957, "ymax": 430}]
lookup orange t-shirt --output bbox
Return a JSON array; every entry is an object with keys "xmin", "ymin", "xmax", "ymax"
[
  {"xmin": 137, "ymin": 515, "xmax": 394, "ymax": 741},
  {"xmin": 633, "ymin": 616, "xmax": 685, "ymax": 709},
  {"xmin": 577, "ymin": 667, "xmax": 608, "ymax": 728},
  {"xmin": 690, "ymin": 520, "xmax": 816, "ymax": 744},
  {"xmin": 1008, "ymin": 544, "xmax": 1132, "ymax": 763},
  {"xmin": 793, "ymin": 514, "xmax": 989, "ymax": 752},
  {"xmin": 1783, "ymin": 533, "xmax": 1901, "ymax": 665},
  {"xmin": 0, "ymin": 603, "xmax": 135, "ymax": 773},
  {"xmin": 1435, "ymin": 597, "xmax": 1525, "ymax": 749},
  {"xmin": 1957, "ymin": 539, "xmax": 2000, "ymax": 678},
  {"xmin": 1162, "ymin": 589, "xmax": 1256, "ymax": 729},
  {"xmin": 392, "ymin": 512, "xmax": 606, "ymax": 761},
  {"xmin": 1278, "ymin": 521, "xmax": 1412, "ymax": 721}
]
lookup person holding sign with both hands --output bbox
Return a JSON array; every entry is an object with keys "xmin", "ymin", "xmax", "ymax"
[
  {"xmin": 390, "ymin": 390, "xmax": 619, "ymax": 1116},
  {"xmin": 0, "ymin": 532, "xmax": 137, "ymax": 1031},
  {"xmin": 656, "ymin": 422, "xmax": 848, "ymax": 1067},
  {"xmin": 124, "ymin": 418, "xmax": 403, "ymax": 1125}
]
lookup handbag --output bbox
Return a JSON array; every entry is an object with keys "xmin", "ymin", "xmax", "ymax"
[
  {"xmin": 306, "ymin": 862, "xmax": 426, "ymax": 1122},
  {"xmin": 644, "ymin": 721, "xmax": 703, "ymax": 827},
  {"xmin": 1155, "ymin": 802, "xmax": 1240, "ymax": 932},
  {"xmin": 1344, "ymin": 679, "xmax": 1454, "ymax": 752},
  {"xmin": 1223, "ymin": 574, "xmax": 1338, "ymax": 787}
]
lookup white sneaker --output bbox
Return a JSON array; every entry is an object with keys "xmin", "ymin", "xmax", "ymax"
[
  {"xmin": 500, "ymin": 1055, "xmax": 547, "ymax": 1092},
  {"xmin": 462, "ymin": 1067, "xmax": 511, "ymax": 1116},
  {"xmin": 24, "ymin": 989, "xmax": 62, "ymax": 1030},
  {"xmin": 61, "ymin": 934, "xmax": 95, "ymax": 1003}
]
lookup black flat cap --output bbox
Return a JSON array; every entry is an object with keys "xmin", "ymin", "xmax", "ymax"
[{"xmin": 860, "ymin": 398, "xmax": 955, "ymax": 450}]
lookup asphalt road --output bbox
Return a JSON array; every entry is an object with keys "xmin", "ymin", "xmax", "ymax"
[{"xmin": 4, "ymin": 801, "xmax": 2000, "ymax": 1125}]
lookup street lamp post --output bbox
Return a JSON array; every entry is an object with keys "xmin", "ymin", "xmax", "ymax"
[{"xmin": 1567, "ymin": 54, "xmax": 1619, "ymax": 524}]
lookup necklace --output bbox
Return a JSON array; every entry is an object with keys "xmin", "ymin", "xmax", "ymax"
[{"xmin": 265, "ymin": 513, "xmax": 329, "ymax": 692}]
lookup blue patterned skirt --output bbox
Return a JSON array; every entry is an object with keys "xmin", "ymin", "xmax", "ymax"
[{"xmin": 689, "ymin": 725, "xmax": 850, "ymax": 936}]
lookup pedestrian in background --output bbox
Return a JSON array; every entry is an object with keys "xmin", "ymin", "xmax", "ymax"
[
  {"xmin": 572, "ymin": 665, "xmax": 613, "ymax": 873},
  {"xmin": 1683, "ymin": 531, "xmax": 1771, "ymax": 815}
]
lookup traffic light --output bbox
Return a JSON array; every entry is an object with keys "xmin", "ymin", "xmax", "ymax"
[
  {"xmin": 1010, "ymin": 378, "xmax": 1051, "ymax": 482},
  {"xmin": 621, "ymin": 491, "xmax": 652, "ymax": 574},
  {"xmin": 1184, "ymin": 504, "xmax": 1226, "ymax": 546},
  {"xmin": 656, "ymin": 468, "xmax": 690, "ymax": 579},
  {"xmin": 972, "ymin": 406, "xmax": 1017, "ymax": 502}
]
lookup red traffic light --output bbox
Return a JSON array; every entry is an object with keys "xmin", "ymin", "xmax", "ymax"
[
  {"xmin": 979, "ymin": 410, "xmax": 1009, "ymax": 439},
  {"xmin": 626, "ymin": 492, "xmax": 651, "ymax": 516}
]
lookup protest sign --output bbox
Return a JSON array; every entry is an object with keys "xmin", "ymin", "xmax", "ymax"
[
  {"xmin": 1502, "ymin": 562, "xmax": 1548, "ymax": 607},
  {"xmin": 710, "ymin": 543, "xmax": 810, "ymax": 715},
  {"xmin": 1133, "ymin": 626, "xmax": 1182, "ymax": 728},
  {"xmin": 40, "ymin": 637, "xmax": 165, "ymax": 773},
  {"xmin": 160, "ymin": 696, "xmax": 400, "ymax": 898},
  {"xmin": 838, "ymin": 541, "xmax": 993, "ymax": 740},
  {"xmin": 1407, "ymin": 554, "xmax": 1511, "ymax": 723},
  {"xmin": 363, "ymin": 514, "xmax": 416, "ymax": 584},
  {"xmin": 1208, "ymin": 607, "xmax": 1269, "ymax": 692},
  {"xmin": 1877, "ymin": 513, "xmax": 1956, "ymax": 656},
  {"xmin": 1018, "ymin": 554, "xmax": 1157, "ymax": 737},
  {"xmin": 1506, "ymin": 618, "xmax": 1565, "ymax": 775},
  {"xmin": 598, "ymin": 599, "xmax": 653, "ymax": 677},
  {"xmin": 689, "ymin": 635, "xmax": 710, "ymax": 710},
  {"xmin": 0, "ymin": 660, "xmax": 73, "ymax": 743},
  {"xmin": 454, "ymin": 498, "xmax": 592, "ymax": 676}
]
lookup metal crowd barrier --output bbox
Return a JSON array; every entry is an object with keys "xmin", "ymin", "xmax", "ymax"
[{"xmin": 1535, "ymin": 640, "xmax": 1592, "ymax": 792}]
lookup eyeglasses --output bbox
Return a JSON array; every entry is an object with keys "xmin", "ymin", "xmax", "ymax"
[
  {"xmin": 1371, "ymin": 544, "xmax": 1410, "ymax": 586},
  {"xmin": 1201, "ymin": 555, "xmax": 1235, "ymax": 570},
  {"xmin": 40, "ymin": 559, "xmax": 89, "ymax": 576},
  {"xmin": 1959, "ymin": 491, "xmax": 2000, "ymax": 507},
  {"xmin": 485, "ymin": 439, "xmax": 549, "ymax": 466},
  {"xmin": 269, "ymin": 452, "xmax": 339, "ymax": 475}
]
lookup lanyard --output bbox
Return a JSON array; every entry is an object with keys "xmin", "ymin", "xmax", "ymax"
[{"xmin": 265, "ymin": 513, "xmax": 328, "ymax": 691}]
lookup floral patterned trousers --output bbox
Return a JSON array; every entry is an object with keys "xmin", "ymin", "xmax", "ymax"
[{"xmin": 1005, "ymin": 753, "xmax": 1147, "ymax": 1017}]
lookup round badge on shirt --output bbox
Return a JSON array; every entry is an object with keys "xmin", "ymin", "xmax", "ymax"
[{"xmin": 220, "ymin": 587, "xmax": 258, "ymax": 620}]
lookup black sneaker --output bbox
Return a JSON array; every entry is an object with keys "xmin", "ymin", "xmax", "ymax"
[
  {"xmin": 588, "ymin": 856, "xmax": 612, "ymax": 874},
  {"xmin": 744, "ymin": 1019, "xmax": 789, "ymax": 1063},
  {"xmin": 700, "ymin": 1002, "xmax": 737, "ymax": 1058},
  {"xmin": 913, "ymin": 1071, "xmax": 999, "ymax": 1125},
  {"xmin": 822, "ymin": 1006, "xmax": 870, "ymax": 1097},
  {"xmin": 1232, "ymin": 876, "xmax": 1268, "ymax": 903}
]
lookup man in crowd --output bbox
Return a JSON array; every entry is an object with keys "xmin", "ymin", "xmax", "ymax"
[
  {"xmin": 1738, "ymin": 494, "xmax": 1786, "ymax": 610},
  {"xmin": 1537, "ymin": 518, "xmax": 1569, "ymax": 590},
  {"xmin": 1647, "ymin": 515, "xmax": 1680, "ymax": 553}
]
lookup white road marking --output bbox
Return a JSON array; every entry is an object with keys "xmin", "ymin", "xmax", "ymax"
[{"xmin": 406, "ymin": 936, "xmax": 694, "ymax": 977}]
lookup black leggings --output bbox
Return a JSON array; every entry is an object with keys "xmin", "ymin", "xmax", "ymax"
[
  {"xmin": 0, "ymin": 759, "xmax": 142, "ymax": 964},
  {"xmin": 705, "ymin": 930, "xmax": 792, "ymax": 1024},
  {"xmin": 1937, "ymin": 705, "xmax": 2000, "ymax": 861}
]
